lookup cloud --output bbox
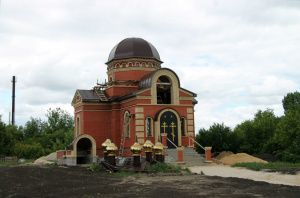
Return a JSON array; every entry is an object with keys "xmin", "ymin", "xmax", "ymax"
[{"xmin": 0, "ymin": 0, "xmax": 299, "ymax": 130}]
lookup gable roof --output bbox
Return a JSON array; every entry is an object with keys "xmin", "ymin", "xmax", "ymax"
[{"xmin": 77, "ymin": 90, "xmax": 101, "ymax": 102}]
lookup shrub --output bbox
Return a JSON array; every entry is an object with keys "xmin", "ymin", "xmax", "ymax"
[
  {"xmin": 147, "ymin": 162, "xmax": 190, "ymax": 173},
  {"xmin": 13, "ymin": 142, "xmax": 45, "ymax": 159},
  {"xmin": 88, "ymin": 162, "xmax": 105, "ymax": 172}
]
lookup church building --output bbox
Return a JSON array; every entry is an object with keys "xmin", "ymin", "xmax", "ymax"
[{"xmin": 64, "ymin": 38, "xmax": 197, "ymax": 165}]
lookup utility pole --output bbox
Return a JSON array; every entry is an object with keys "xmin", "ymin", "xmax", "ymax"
[{"xmin": 12, "ymin": 76, "xmax": 16, "ymax": 125}]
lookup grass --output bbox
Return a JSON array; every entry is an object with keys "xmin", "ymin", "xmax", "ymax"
[
  {"xmin": 146, "ymin": 162, "xmax": 191, "ymax": 173},
  {"xmin": 232, "ymin": 162, "xmax": 300, "ymax": 171},
  {"xmin": 114, "ymin": 171, "xmax": 136, "ymax": 177},
  {"xmin": 87, "ymin": 162, "xmax": 106, "ymax": 172},
  {"xmin": 44, "ymin": 163, "xmax": 57, "ymax": 168},
  {"xmin": 0, "ymin": 159, "xmax": 35, "ymax": 166}
]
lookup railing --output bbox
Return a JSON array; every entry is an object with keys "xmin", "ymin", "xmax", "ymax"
[
  {"xmin": 189, "ymin": 136, "xmax": 205, "ymax": 151},
  {"xmin": 166, "ymin": 137, "xmax": 178, "ymax": 148}
]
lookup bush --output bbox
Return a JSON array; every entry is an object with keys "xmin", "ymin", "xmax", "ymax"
[
  {"xmin": 88, "ymin": 162, "xmax": 105, "ymax": 172},
  {"xmin": 147, "ymin": 162, "xmax": 190, "ymax": 173},
  {"xmin": 13, "ymin": 142, "xmax": 45, "ymax": 159}
]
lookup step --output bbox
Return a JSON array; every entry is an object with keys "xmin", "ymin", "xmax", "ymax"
[{"xmin": 164, "ymin": 147, "xmax": 207, "ymax": 167}]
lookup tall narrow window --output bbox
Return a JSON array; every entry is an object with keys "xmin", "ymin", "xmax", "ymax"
[
  {"xmin": 76, "ymin": 116, "xmax": 81, "ymax": 137},
  {"xmin": 181, "ymin": 117, "xmax": 186, "ymax": 136},
  {"xmin": 146, "ymin": 117, "xmax": 152, "ymax": 137},
  {"xmin": 124, "ymin": 111, "xmax": 130, "ymax": 138}
]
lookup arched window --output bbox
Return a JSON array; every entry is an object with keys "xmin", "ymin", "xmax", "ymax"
[
  {"xmin": 146, "ymin": 117, "xmax": 153, "ymax": 137},
  {"xmin": 156, "ymin": 76, "xmax": 171, "ymax": 104},
  {"xmin": 124, "ymin": 111, "xmax": 130, "ymax": 138},
  {"xmin": 181, "ymin": 117, "xmax": 186, "ymax": 136},
  {"xmin": 76, "ymin": 116, "xmax": 81, "ymax": 137}
]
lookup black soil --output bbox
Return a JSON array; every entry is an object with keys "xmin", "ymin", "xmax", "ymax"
[{"xmin": 0, "ymin": 165, "xmax": 300, "ymax": 198}]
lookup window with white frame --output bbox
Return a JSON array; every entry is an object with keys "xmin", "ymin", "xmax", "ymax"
[
  {"xmin": 124, "ymin": 111, "xmax": 130, "ymax": 138},
  {"xmin": 181, "ymin": 117, "xmax": 186, "ymax": 136},
  {"xmin": 146, "ymin": 117, "xmax": 153, "ymax": 137},
  {"xmin": 76, "ymin": 116, "xmax": 81, "ymax": 137}
]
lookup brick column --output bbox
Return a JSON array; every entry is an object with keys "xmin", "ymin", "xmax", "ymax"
[
  {"xmin": 205, "ymin": 147, "xmax": 212, "ymax": 163},
  {"xmin": 177, "ymin": 147, "xmax": 185, "ymax": 164},
  {"xmin": 161, "ymin": 133, "xmax": 168, "ymax": 148}
]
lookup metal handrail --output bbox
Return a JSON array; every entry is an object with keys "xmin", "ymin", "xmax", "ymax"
[
  {"xmin": 189, "ymin": 136, "xmax": 205, "ymax": 151},
  {"xmin": 166, "ymin": 137, "xmax": 178, "ymax": 148}
]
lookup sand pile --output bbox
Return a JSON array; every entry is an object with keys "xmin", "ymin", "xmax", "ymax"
[
  {"xmin": 33, "ymin": 152, "xmax": 57, "ymax": 165},
  {"xmin": 42, "ymin": 152, "xmax": 57, "ymax": 161},
  {"xmin": 215, "ymin": 151, "xmax": 234, "ymax": 160},
  {"xmin": 220, "ymin": 153, "xmax": 268, "ymax": 164},
  {"xmin": 34, "ymin": 158, "xmax": 54, "ymax": 165}
]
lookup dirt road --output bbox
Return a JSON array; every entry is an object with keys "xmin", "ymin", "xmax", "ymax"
[
  {"xmin": 190, "ymin": 166, "xmax": 300, "ymax": 186},
  {"xmin": 1, "ymin": 165, "xmax": 300, "ymax": 197}
]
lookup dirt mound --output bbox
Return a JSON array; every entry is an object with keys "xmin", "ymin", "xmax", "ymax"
[
  {"xmin": 33, "ymin": 158, "xmax": 54, "ymax": 165},
  {"xmin": 216, "ymin": 151, "xmax": 234, "ymax": 160},
  {"xmin": 32, "ymin": 152, "xmax": 57, "ymax": 165},
  {"xmin": 220, "ymin": 153, "xmax": 268, "ymax": 165},
  {"xmin": 42, "ymin": 152, "xmax": 57, "ymax": 161}
]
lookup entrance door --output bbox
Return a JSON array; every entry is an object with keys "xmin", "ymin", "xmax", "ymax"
[
  {"xmin": 76, "ymin": 138, "xmax": 92, "ymax": 164},
  {"xmin": 160, "ymin": 111, "xmax": 178, "ymax": 148}
]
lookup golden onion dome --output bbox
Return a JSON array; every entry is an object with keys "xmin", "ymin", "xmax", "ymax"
[
  {"xmin": 143, "ymin": 140, "xmax": 154, "ymax": 152},
  {"xmin": 130, "ymin": 142, "xmax": 143, "ymax": 156},
  {"xmin": 153, "ymin": 142, "xmax": 164, "ymax": 155},
  {"xmin": 106, "ymin": 142, "xmax": 118, "ymax": 156},
  {"xmin": 101, "ymin": 139, "xmax": 111, "ymax": 150}
]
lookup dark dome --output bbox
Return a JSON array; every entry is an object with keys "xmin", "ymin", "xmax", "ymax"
[{"xmin": 107, "ymin": 38, "xmax": 162, "ymax": 63}]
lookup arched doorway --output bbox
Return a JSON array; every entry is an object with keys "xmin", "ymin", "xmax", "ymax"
[
  {"xmin": 160, "ymin": 111, "xmax": 178, "ymax": 148},
  {"xmin": 76, "ymin": 138, "xmax": 93, "ymax": 164},
  {"xmin": 157, "ymin": 76, "xmax": 171, "ymax": 104}
]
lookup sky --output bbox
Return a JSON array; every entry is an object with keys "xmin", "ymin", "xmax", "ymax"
[{"xmin": 0, "ymin": 0, "xmax": 300, "ymax": 132}]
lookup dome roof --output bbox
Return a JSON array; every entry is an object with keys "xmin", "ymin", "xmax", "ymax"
[{"xmin": 107, "ymin": 38, "xmax": 162, "ymax": 63}]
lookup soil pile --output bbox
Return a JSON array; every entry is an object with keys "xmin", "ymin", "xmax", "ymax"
[
  {"xmin": 215, "ymin": 151, "xmax": 234, "ymax": 160},
  {"xmin": 220, "ymin": 153, "xmax": 268, "ymax": 164}
]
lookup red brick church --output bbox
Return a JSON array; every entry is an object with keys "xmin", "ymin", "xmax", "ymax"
[{"xmin": 63, "ymin": 38, "xmax": 197, "ymax": 165}]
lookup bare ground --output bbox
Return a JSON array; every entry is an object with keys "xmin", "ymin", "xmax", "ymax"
[{"xmin": 1, "ymin": 165, "xmax": 300, "ymax": 198}]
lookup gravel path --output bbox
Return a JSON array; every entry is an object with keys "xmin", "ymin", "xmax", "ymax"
[{"xmin": 189, "ymin": 165, "xmax": 300, "ymax": 186}]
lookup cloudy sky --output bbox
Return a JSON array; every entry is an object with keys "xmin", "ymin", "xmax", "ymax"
[{"xmin": 0, "ymin": 0, "xmax": 299, "ymax": 131}]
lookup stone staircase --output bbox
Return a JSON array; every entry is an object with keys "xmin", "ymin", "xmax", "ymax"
[{"xmin": 164, "ymin": 147, "xmax": 207, "ymax": 167}]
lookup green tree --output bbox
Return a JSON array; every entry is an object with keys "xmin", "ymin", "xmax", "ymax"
[
  {"xmin": 36, "ymin": 108, "xmax": 75, "ymax": 152},
  {"xmin": 44, "ymin": 107, "xmax": 74, "ymax": 134},
  {"xmin": 23, "ymin": 117, "xmax": 45, "ymax": 139},
  {"xmin": 282, "ymin": 91, "xmax": 300, "ymax": 114},
  {"xmin": 234, "ymin": 120, "xmax": 255, "ymax": 153},
  {"xmin": 0, "ymin": 115, "xmax": 10, "ymax": 156},
  {"xmin": 269, "ymin": 92, "xmax": 300, "ymax": 162},
  {"xmin": 234, "ymin": 109, "xmax": 278, "ymax": 154},
  {"xmin": 0, "ymin": 116, "xmax": 24, "ymax": 156},
  {"xmin": 266, "ymin": 92, "xmax": 300, "ymax": 162},
  {"xmin": 14, "ymin": 142, "xmax": 45, "ymax": 159},
  {"xmin": 196, "ymin": 123, "xmax": 232, "ymax": 153}
]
